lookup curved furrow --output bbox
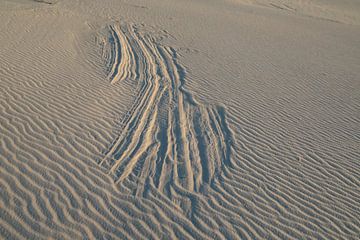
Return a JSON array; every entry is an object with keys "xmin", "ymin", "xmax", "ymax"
[{"xmin": 100, "ymin": 22, "xmax": 234, "ymax": 205}]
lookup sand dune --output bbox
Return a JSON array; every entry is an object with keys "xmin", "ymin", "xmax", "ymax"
[{"xmin": 1, "ymin": 0, "xmax": 360, "ymax": 239}]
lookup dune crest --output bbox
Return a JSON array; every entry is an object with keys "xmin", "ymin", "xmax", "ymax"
[{"xmin": 229, "ymin": 0, "xmax": 360, "ymax": 25}]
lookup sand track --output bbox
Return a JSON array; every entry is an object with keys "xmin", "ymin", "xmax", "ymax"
[{"xmin": 100, "ymin": 23, "xmax": 234, "ymax": 201}]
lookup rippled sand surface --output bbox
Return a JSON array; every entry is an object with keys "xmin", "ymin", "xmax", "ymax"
[{"xmin": 1, "ymin": 0, "xmax": 359, "ymax": 239}]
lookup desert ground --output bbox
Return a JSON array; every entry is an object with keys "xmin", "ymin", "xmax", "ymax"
[{"xmin": 0, "ymin": 0, "xmax": 359, "ymax": 239}]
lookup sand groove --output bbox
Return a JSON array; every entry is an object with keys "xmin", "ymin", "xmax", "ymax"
[{"xmin": 100, "ymin": 23, "xmax": 233, "ymax": 198}]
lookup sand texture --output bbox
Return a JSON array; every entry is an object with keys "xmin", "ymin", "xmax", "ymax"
[{"xmin": 1, "ymin": 0, "xmax": 360, "ymax": 239}]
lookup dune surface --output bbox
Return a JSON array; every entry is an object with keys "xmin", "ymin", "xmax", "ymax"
[
  {"xmin": 229, "ymin": 0, "xmax": 360, "ymax": 25},
  {"xmin": 1, "ymin": 0, "xmax": 360, "ymax": 239}
]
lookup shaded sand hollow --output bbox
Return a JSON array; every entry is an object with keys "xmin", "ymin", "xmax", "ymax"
[{"xmin": 1, "ymin": 0, "xmax": 360, "ymax": 239}]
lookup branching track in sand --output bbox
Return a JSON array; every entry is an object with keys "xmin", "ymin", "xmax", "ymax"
[{"xmin": 99, "ymin": 23, "xmax": 233, "ymax": 197}]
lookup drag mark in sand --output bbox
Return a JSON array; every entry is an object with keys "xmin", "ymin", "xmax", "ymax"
[{"xmin": 99, "ymin": 23, "xmax": 233, "ymax": 198}]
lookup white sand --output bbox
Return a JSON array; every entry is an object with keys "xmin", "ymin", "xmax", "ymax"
[{"xmin": 1, "ymin": 0, "xmax": 359, "ymax": 239}]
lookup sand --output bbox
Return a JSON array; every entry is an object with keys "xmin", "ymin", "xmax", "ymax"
[{"xmin": 1, "ymin": 0, "xmax": 359, "ymax": 239}]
